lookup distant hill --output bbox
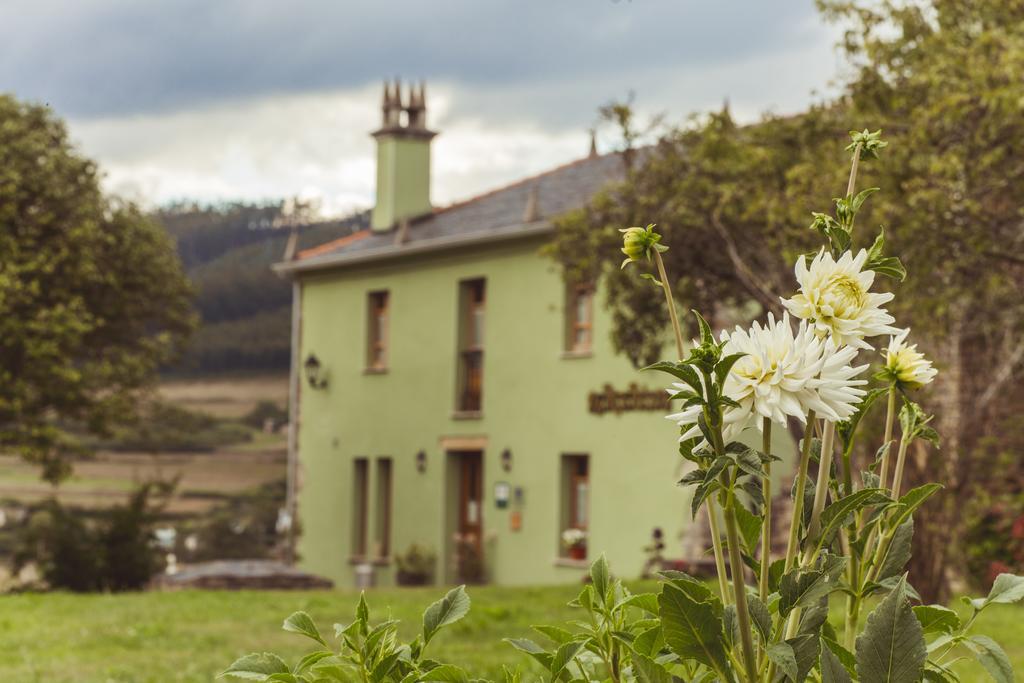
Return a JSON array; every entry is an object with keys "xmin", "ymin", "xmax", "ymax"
[{"xmin": 157, "ymin": 202, "xmax": 368, "ymax": 375}]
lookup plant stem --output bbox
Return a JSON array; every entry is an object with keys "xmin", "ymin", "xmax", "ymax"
[
  {"xmin": 805, "ymin": 420, "xmax": 835, "ymax": 545},
  {"xmin": 783, "ymin": 411, "xmax": 816, "ymax": 574},
  {"xmin": 758, "ymin": 418, "xmax": 773, "ymax": 603},
  {"xmin": 877, "ymin": 385, "xmax": 897, "ymax": 491},
  {"xmin": 653, "ymin": 249, "xmax": 685, "ymax": 361},
  {"xmin": 847, "ymin": 144, "xmax": 862, "ymax": 199},
  {"xmin": 724, "ymin": 491, "xmax": 759, "ymax": 683},
  {"xmin": 889, "ymin": 435, "xmax": 911, "ymax": 500},
  {"xmin": 706, "ymin": 501, "xmax": 732, "ymax": 605}
]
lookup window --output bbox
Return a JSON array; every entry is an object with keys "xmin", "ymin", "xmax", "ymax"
[
  {"xmin": 367, "ymin": 291, "xmax": 389, "ymax": 370},
  {"xmin": 560, "ymin": 455, "xmax": 590, "ymax": 559},
  {"xmin": 374, "ymin": 458, "xmax": 393, "ymax": 558},
  {"xmin": 565, "ymin": 284, "xmax": 594, "ymax": 354},
  {"xmin": 352, "ymin": 458, "xmax": 369, "ymax": 557},
  {"xmin": 456, "ymin": 278, "xmax": 486, "ymax": 412}
]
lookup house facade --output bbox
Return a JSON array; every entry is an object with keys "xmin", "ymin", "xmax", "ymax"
[{"xmin": 277, "ymin": 82, "xmax": 793, "ymax": 588}]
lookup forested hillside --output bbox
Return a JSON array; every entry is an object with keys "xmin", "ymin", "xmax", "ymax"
[{"xmin": 157, "ymin": 202, "xmax": 368, "ymax": 375}]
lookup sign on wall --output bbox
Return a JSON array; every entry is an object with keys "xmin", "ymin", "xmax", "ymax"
[{"xmin": 588, "ymin": 383, "xmax": 670, "ymax": 415}]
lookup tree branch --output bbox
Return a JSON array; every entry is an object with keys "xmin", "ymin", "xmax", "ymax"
[{"xmin": 708, "ymin": 194, "xmax": 784, "ymax": 315}]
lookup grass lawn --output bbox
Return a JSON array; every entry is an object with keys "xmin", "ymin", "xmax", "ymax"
[{"xmin": 0, "ymin": 584, "xmax": 1020, "ymax": 682}]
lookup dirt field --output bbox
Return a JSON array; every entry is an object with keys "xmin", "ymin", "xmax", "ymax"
[
  {"xmin": 0, "ymin": 373, "xmax": 290, "ymax": 515},
  {"xmin": 158, "ymin": 373, "xmax": 290, "ymax": 419}
]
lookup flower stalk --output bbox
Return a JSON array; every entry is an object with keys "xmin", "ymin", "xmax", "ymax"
[
  {"xmin": 723, "ymin": 488, "xmax": 759, "ymax": 683},
  {"xmin": 758, "ymin": 418, "xmax": 772, "ymax": 602}
]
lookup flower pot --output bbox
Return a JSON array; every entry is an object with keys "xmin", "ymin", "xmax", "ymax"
[{"xmin": 568, "ymin": 545, "xmax": 587, "ymax": 561}]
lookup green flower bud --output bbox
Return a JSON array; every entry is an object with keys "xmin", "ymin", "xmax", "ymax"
[{"xmin": 618, "ymin": 224, "xmax": 667, "ymax": 268}]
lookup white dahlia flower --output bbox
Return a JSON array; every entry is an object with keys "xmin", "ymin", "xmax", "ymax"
[
  {"xmin": 781, "ymin": 248, "xmax": 898, "ymax": 350},
  {"xmin": 666, "ymin": 313, "xmax": 868, "ymax": 445},
  {"xmin": 882, "ymin": 328, "xmax": 937, "ymax": 389}
]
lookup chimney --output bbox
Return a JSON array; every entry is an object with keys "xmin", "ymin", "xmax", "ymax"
[{"xmin": 371, "ymin": 79, "xmax": 437, "ymax": 232}]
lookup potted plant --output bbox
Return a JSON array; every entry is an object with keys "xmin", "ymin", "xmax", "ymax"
[
  {"xmin": 561, "ymin": 527, "xmax": 587, "ymax": 560},
  {"xmin": 395, "ymin": 543, "xmax": 436, "ymax": 586}
]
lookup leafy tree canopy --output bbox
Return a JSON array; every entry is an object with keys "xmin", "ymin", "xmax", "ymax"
[{"xmin": 0, "ymin": 95, "xmax": 195, "ymax": 481}]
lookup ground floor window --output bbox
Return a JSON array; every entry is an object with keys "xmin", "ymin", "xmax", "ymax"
[
  {"xmin": 352, "ymin": 458, "xmax": 369, "ymax": 557},
  {"xmin": 560, "ymin": 454, "xmax": 589, "ymax": 560},
  {"xmin": 375, "ymin": 457, "xmax": 393, "ymax": 558}
]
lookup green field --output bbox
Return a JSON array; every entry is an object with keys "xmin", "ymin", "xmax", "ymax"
[{"xmin": 0, "ymin": 584, "xmax": 1020, "ymax": 683}]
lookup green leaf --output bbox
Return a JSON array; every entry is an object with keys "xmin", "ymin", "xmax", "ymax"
[
  {"xmin": 292, "ymin": 651, "xmax": 334, "ymax": 675},
  {"xmin": 823, "ymin": 637, "xmax": 858, "ymax": 678},
  {"xmin": 356, "ymin": 592, "xmax": 370, "ymax": 628},
  {"xmin": 693, "ymin": 310, "xmax": 714, "ymax": 347},
  {"xmin": 633, "ymin": 624, "xmax": 665, "ymax": 657},
  {"xmin": 631, "ymin": 650, "xmax": 673, "ymax": 683},
  {"xmin": 855, "ymin": 576, "xmax": 926, "ymax": 683},
  {"xmin": 419, "ymin": 664, "xmax": 470, "ymax": 683},
  {"xmin": 877, "ymin": 518, "xmax": 914, "ymax": 581},
  {"xmin": 549, "ymin": 640, "xmax": 586, "ymax": 680},
  {"xmin": 734, "ymin": 502, "xmax": 762, "ymax": 552},
  {"xmin": 748, "ymin": 594, "xmax": 771, "ymax": 644},
  {"xmin": 887, "ymin": 484, "xmax": 942, "ymax": 530},
  {"xmin": 658, "ymin": 583, "xmax": 730, "ymax": 676},
  {"xmin": 590, "ymin": 555, "xmax": 610, "ymax": 604},
  {"xmin": 817, "ymin": 488, "xmax": 889, "ymax": 547},
  {"xmin": 282, "ymin": 611, "xmax": 327, "ymax": 646},
  {"xmin": 220, "ymin": 652, "xmax": 290, "ymax": 680},
  {"xmin": 505, "ymin": 638, "xmax": 553, "ymax": 671},
  {"xmin": 618, "ymin": 592, "xmax": 660, "ymax": 615},
  {"xmin": 821, "ymin": 641, "xmax": 853, "ymax": 683},
  {"xmin": 532, "ymin": 625, "xmax": 575, "ymax": 646},
  {"xmin": 779, "ymin": 566, "xmax": 843, "ymax": 617},
  {"xmin": 423, "ymin": 585, "xmax": 471, "ymax": 645},
  {"xmin": 983, "ymin": 573, "xmax": 1024, "ymax": 607},
  {"xmin": 767, "ymin": 642, "xmax": 798, "ymax": 682},
  {"xmin": 912, "ymin": 605, "xmax": 960, "ymax": 635},
  {"xmin": 966, "ymin": 635, "xmax": 1014, "ymax": 683},
  {"xmin": 643, "ymin": 361, "xmax": 702, "ymax": 393}
]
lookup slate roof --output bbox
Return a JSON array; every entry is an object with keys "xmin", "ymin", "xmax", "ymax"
[{"xmin": 278, "ymin": 151, "xmax": 627, "ymax": 275}]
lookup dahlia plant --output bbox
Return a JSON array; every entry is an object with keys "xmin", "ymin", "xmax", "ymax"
[{"xmin": 223, "ymin": 131, "xmax": 1022, "ymax": 683}]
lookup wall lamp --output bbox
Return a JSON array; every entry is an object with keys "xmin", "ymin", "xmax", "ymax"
[
  {"xmin": 303, "ymin": 353, "xmax": 329, "ymax": 390},
  {"xmin": 416, "ymin": 450, "xmax": 427, "ymax": 474},
  {"xmin": 501, "ymin": 448, "xmax": 513, "ymax": 472}
]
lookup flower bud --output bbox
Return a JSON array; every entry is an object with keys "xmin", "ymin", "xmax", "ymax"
[{"xmin": 618, "ymin": 224, "xmax": 666, "ymax": 268}]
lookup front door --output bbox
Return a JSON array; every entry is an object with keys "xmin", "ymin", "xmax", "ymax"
[{"xmin": 454, "ymin": 451, "xmax": 484, "ymax": 582}]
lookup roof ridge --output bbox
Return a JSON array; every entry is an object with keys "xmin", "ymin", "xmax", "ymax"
[
  {"xmin": 427, "ymin": 150, "xmax": 619, "ymax": 218},
  {"xmin": 297, "ymin": 229, "xmax": 371, "ymax": 260}
]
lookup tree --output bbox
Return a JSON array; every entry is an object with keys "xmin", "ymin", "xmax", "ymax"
[
  {"xmin": 550, "ymin": 0, "xmax": 1024, "ymax": 600},
  {"xmin": 0, "ymin": 95, "xmax": 195, "ymax": 481}
]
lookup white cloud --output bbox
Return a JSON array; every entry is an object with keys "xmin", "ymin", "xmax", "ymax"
[{"xmin": 66, "ymin": 14, "xmax": 843, "ymax": 217}]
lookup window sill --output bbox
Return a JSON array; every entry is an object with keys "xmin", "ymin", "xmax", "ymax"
[
  {"xmin": 363, "ymin": 367, "xmax": 388, "ymax": 375},
  {"xmin": 553, "ymin": 557, "xmax": 590, "ymax": 569},
  {"xmin": 348, "ymin": 556, "xmax": 391, "ymax": 567},
  {"xmin": 561, "ymin": 350, "xmax": 593, "ymax": 360},
  {"xmin": 452, "ymin": 410, "xmax": 483, "ymax": 421}
]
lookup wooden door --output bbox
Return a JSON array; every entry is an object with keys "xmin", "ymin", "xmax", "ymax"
[{"xmin": 454, "ymin": 451, "xmax": 485, "ymax": 582}]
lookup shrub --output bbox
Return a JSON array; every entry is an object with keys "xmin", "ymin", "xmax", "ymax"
[
  {"xmin": 241, "ymin": 400, "xmax": 289, "ymax": 431},
  {"xmin": 395, "ymin": 544, "xmax": 436, "ymax": 586},
  {"xmin": 178, "ymin": 480, "xmax": 287, "ymax": 562},
  {"xmin": 12, "ymin": 483, "xmax": 169, "ymax": 592},
  {"xmin": 101, "ymin": 401, "xmax": 252, "ymax": 452}
]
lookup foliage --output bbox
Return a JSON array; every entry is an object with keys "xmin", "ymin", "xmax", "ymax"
[
  {"xmin": 395, "ymin": 544, "xmax": 437, "ymax": 587},
  {"xmin": 11, "ymin": 483, "xmax": 170, "ymax": 592},
  {"xmin": 98, "ymin": 400, "xmax": 252, "ymax": 453},
  {"xmin": 178, "ymin": 480, "xmax": 288, "ymax": 563},
  {"xmin": 0, "ymin": 94, "xmax": 195, "ymax": 482},
  {"xmin": 241, "ymin": 399, "xmax": 290, "ymax": 432},
  {"xmin": 221, "ymin": 586, "xmax": 473, "ymax": 682},
  {"xmin": 548, "ymin": 0, "xmax": 1024, "ymax": 601},
  {"xmin": 157, "ymin": 204, "xmax": 368, "ymax": 374}
]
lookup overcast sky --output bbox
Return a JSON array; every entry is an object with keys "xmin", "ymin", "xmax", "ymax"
[{"xmin": 0, "ymin": 0, "xmax": 848, "ymax": 217}]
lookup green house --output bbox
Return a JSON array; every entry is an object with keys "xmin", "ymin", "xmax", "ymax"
[{"xmin": 276, "ymin": 82, "xmax": 793, "ymax": 588}]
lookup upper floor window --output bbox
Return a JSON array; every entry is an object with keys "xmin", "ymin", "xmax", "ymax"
[
  {"xmin": 367, "ymin": 291, "xmax": 389, "ymax": 371},
  {"xmin": 456, "ymin": 278, "xmax": 486, "ymax": 413},
  {"xmin": 565, "ymin": 284, "xmax": 594, "ymax": 354}
]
